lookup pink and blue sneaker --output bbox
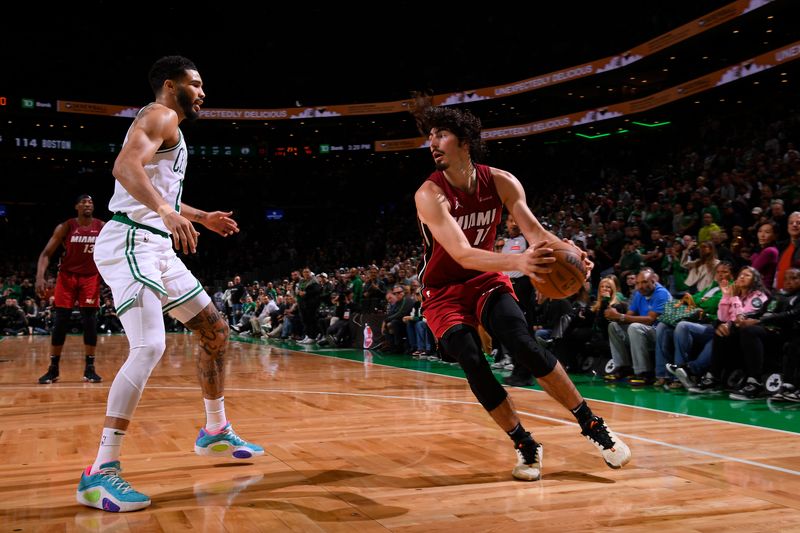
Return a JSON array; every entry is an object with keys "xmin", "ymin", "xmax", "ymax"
[
  {"xmin": 194, "ymin": 422, "xmax": 264, "ymax": 459},
  {"xmin": 76, "ymin": 461, "xmax": 151, "ymax": 512}
]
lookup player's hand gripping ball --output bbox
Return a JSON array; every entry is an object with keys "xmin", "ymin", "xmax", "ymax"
[{"xmin": 532, "ymin": 240, "xmax": 586, "ymax": 299}]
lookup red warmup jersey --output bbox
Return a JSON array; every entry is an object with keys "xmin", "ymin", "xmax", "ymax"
[
  {"xmin": 417, "ymin": 164, "xmax": 503, "ymax": 288},
  {"xmin": 59, "ymin": 218, "xmax": 104, "ymax": 276}
]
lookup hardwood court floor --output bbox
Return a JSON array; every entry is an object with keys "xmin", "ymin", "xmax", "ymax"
[{"xmin": 1, "ymin": 333, "xmax": 799, "ymax": 532}]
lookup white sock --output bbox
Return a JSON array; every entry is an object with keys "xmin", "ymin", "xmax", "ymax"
[
  {"xmin": 91, "ymin": 428, "xmax": 125, "ymax": 474},
  {"xmin": 204, "ymin": 397, "xmax": 227, "ymax": 432}
]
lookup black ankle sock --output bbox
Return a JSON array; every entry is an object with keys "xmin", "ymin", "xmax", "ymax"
[
  {"xmin": 570, "ymin": 400, "xmax": 594, "ymax": 426},
  {"xmin": 85, "ymin": 355, "xmax": 95, "ymax": 368},
  {"xmin": 49, "ymin": 355, "xmax": 61, "ymax": 368},
  {"xmin": 507, "ymin": 423, "xmax": 534, "ymax": 446}
]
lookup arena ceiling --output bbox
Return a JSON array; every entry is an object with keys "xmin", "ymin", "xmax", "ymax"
[{"xmin": 3, "ymin": 0, "xmax": 775, "ymax": 109}]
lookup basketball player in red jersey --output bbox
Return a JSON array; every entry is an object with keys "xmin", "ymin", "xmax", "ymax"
[
  {"xmin": 35, "ymin": 194, "xmax": 105, "ymax": 384},
  {"xmin": 413, "ymin": 102, "xmax": 630, "ymax": 480}
]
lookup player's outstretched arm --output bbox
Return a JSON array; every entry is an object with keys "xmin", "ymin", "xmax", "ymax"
[{"xmin": 180, "ymin": 204, "xmax": 239, "ymax": 238}]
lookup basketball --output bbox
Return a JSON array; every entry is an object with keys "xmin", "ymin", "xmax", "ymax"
[{"xmin": 531, "ymin": 240, "xmax": 586, "ymax": 300}]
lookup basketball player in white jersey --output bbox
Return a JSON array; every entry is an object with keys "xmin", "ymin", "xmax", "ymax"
[{"xmin": 77, "ymin": 56, "xmax": 262, "ymax": 513}]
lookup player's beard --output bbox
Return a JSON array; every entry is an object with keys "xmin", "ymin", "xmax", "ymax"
[
  {"xmin": 433, "ymin": 156, "xmax": 450, "ymax": 171},
  {"xmin": 178, "ymin": 87, "xmax": 200, "ymax": 122}
]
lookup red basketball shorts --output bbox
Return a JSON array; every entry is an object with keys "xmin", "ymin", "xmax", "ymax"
[
  {"xmin": 54, "ymin": 271, "xmax": 101, "ymax": 308},
  {"xmin": 421, "ymin": 271, "xmax": 515, "ymax": 339}
]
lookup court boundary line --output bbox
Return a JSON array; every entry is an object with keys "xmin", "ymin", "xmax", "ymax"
[
  {"xmin": 291, "ymin": 347, "xmax": 800, "ymax": 437},
  {"xmin": 3, "ymin": 381, "xmax": 798, "ymax": 477}
]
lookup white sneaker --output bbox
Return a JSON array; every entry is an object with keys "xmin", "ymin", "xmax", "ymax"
[
  {"xmin": 581, "ymin": 416, "xmax": 631, "ymax": 469},
  {"xmin": 491, "ymin": 354, "xmax": 510, "ymax": 369},
  {"xmin": 512, "ymin": 441, "xmax": 543, "ymax": 481},
  {"xmin": 666, "ymin": 363, "xmax": 696, "ymax": 390}
]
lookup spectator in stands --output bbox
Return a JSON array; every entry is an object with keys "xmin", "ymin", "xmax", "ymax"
[
  {"xmin": 655, "ymin": 261, "xmax": 729, "ymax": 389},
  {"xmin": 751, "ymin": 221, "xmax": 780, "ymax": 289},
  {"xmin": 496, "ymin": 214, "xmax": 535, "ymax": 368},
  {"xmin": 297, "ymin": 267, "xmax": 322, "ymax": 344},
  {"xmin": 716, "ymin": 173, "xmax": 736, "ymax": 203},
  {"xmin": 1, "ymin": 298, "xmax": 27, "ymax": 336},
  {"xmin": 98, "ymin": 296, "xmax": 123, "ymax": 334},
  {"xmin": 666, "ymin": 261, "xmax": 734, "ymax": 389},
  {"xmin": 775, "ymin": 212, "xmax": 800, "ymax": 291},
  {"xmin": 697, "ymin": 212, "xmax": 722, "ymax": 244},
  {"xmin": 682, "ymin": 240, "xmax": 719, "ymax": 293},
  {"xmin": 614, "ymin": 240, "xmax": 642, "ymax": 279},
  {"xmin": 318, "ymin": 289, "xmax": 359, "ymax": 348},
  {"xmin": 279, "ymin": 294, "xmax": 300, "ymax": 340},
  {"xmin": 404, "ymin": 288, "xmax": 435, "ymax": 358},
  {"xmin": 691, "ymin": 266, "xmax": 770, "ymax": 394},
  {"xmin": 381, "ymin": 285, "xmax": 413, "ymax": 353},
  {"xmin": 676, "ymin": 202, "xmax": 699, "ymax": 237},
  {"xmin": 347, "ymin": 267, "xmax": 364, "ymax": 306},
  {"xmin": 618, "ymin": 271, "xmax": 637, "ymax": 300},
  {"xmin": 19, "ymin": 278, "xmax": 36, "ymax": 302},
  {"xmin": 20, "ymin": 296, "xmax": 43, "ymax": 335},
  {"xmin": 719, "ymin": 201, "xmax": 744, "ymax": 234},
  {"xmin": 700, "ymin": 195, "xmax": 721, "ymax": 226},
  {"xmin": 560, "ymin": 276, "xmax": 627, "ymax": 364},
  {"xmin": 662, "ymin": 239, "xmax": 690, "ymax": 297},
  {"xmin": 229, "ymin": 275, "xmax": 245, "ymax": 325},
  {"xmin": 604, "ymin": 268, "xmax": 670, "ymax": 386},
  {"xmin": 221, "ymin": 280, "xmax": 235, "ymax": 323},
  {"xmin": 362, "ymin": 265, "xmax": 386, "ymax": 312},
  {"xmin": 769, "ymin": 199, "xmax": 789, "ymax": 241},
  {"xmin": 710, "ymin": 230, "xmax": 735, "ymax": 265},
  {"xmin": 642, "ymin": 228, "xmax": 666, "ymax": 278},
  {"xmin": 731, "ymin": 268, "xmax": 800, "ymax": 400},
  {"xmin": 769, "ymin": 271, "xmax": 800, "ymax": 403}
]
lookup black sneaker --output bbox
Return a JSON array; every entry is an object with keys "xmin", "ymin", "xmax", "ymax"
[
  {"xmin": 628, "ymin": 374, "xmax": 654, "ymax": 388},
  {"xmin": 38, "ymin": 365, "xmax": 60, "ymax": 384},
  {"xmin": 782, "ymin": 389, "xmax": 800, "ymax": 403},
  {"xmin": 512, "ymin": 439, "xmax": 543, "ymax": 481},
  {"xmin": 688, "ymin": 372, "xmax": 722, "ymax": 394},
  {"xmin": 729, "ymin": 378, "xmax": 765, "ymax": 401},
  {"xmin": 603, "ymin": 373, "xmax": 631, "ymax": 384},
  {"xmin": 83, "ymin": 366, "xmax": 103, "ymax": 383},
  {"xmin": 769, "ymin": 383, "xmax": 796, "ymax": 402},
  {"xmin": 580, "ymin": 416, "xmax": 631, "ymax": 469}
]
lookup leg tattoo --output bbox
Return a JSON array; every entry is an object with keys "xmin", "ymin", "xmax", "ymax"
[{"xmin": 185, "ymin": 304, "xmax": 230, "ymax": 399}]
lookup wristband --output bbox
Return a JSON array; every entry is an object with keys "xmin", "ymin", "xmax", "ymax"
[{"xmin": 157, "ymin": 204, "xmax": 175, "ymax": 218}]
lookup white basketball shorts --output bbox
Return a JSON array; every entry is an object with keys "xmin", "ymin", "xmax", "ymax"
[{"xmin": 94, "ymin": 214, "xmax": 211, "ymax": 324}]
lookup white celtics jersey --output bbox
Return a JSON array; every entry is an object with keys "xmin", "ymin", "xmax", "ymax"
[{"xmin": 108, "ymin": 104, "xmax": 188, "ymax": 234}]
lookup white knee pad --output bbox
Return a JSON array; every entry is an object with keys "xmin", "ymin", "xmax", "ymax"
[{"xmin": 106, "ymin": 289, "xmax": 167, "ymax": 420}]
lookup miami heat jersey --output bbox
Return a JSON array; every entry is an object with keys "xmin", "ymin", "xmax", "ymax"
[
  {"xmin": 108, "ymin": 103, "xmax": 188, "ymax": 234},
  {"xmin": 417, "ymin": 164, "xmax": 503, "ymax": 288},
  {"xmin": 60, "ymin": 218, "xmax": 104, "ymax": 275}
]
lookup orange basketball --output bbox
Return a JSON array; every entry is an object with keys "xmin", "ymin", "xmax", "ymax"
[{"xmin": 531, "ymin": 240, "xmax": 586, "ymax": 300}]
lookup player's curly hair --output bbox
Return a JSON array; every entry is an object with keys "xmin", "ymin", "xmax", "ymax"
[{"xmin": 411, "ymin": 91, "xmax": 485, "ymax": 161}]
